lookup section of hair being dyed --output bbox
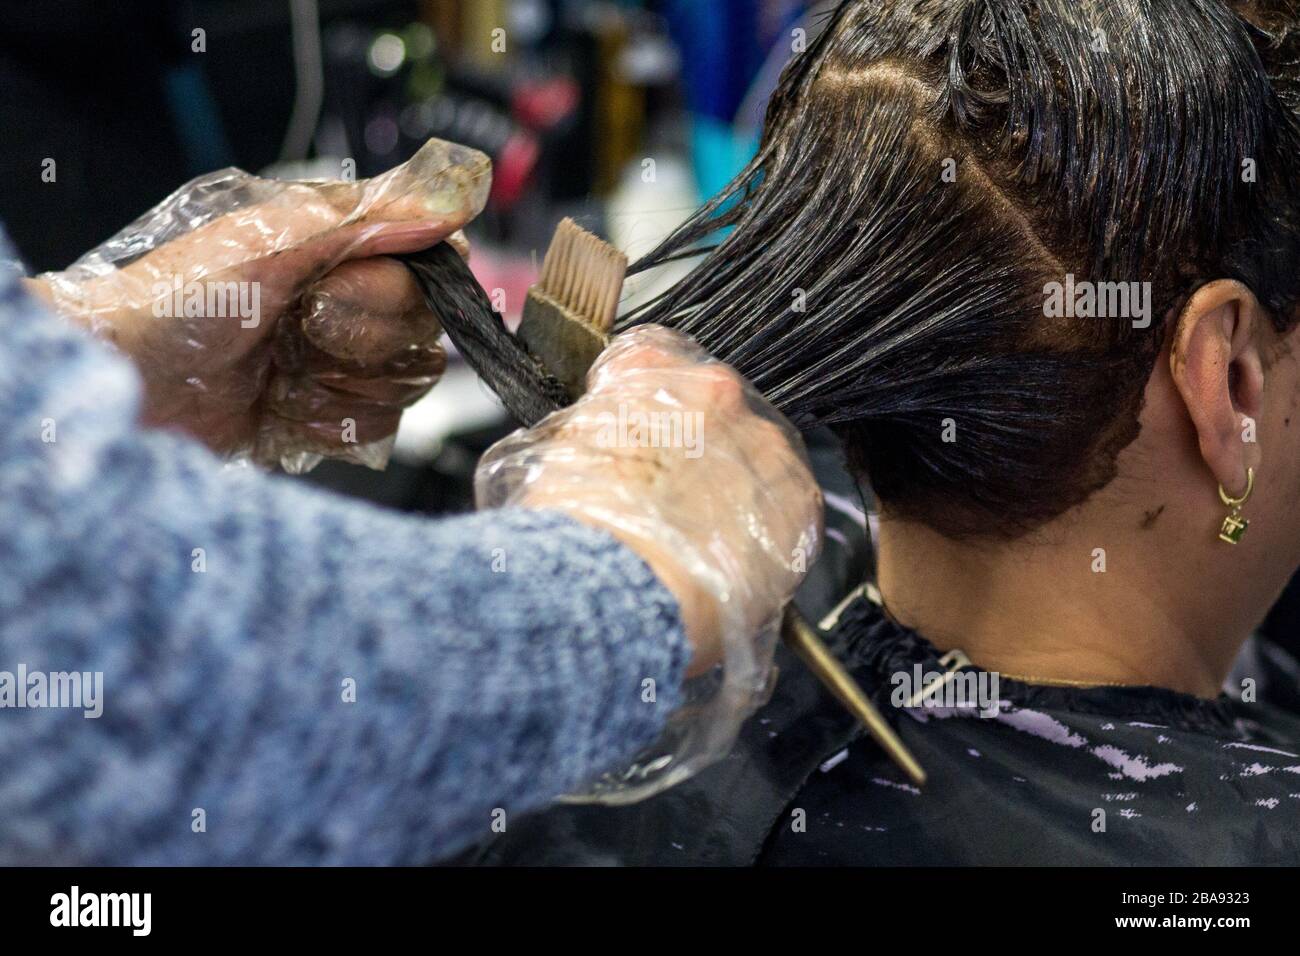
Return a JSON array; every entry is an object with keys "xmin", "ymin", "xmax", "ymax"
[{"xmin": 621, "ymin": 0, "xmax": 1300, "ymax": 536}]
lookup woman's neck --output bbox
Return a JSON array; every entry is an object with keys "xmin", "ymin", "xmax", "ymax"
[{"xmin": 874, "ymin": 507, "xmax": 1275, "ymax": 699}]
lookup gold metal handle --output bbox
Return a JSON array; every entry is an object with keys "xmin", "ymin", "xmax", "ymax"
[{"xmin": 781, "ymin": 606, "xmax": 927, "ymax": 788}]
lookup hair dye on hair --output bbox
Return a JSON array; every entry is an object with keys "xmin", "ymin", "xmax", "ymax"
[
  {"xmin": 416, "ymin": 0, "xmax": 1300, "ymax": 539},
  {"xmin": 621, "ymin": 0, "xmax": 1300, "ymax": 536}
]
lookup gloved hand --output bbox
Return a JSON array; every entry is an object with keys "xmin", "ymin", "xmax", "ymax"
[
  {"xmin": 24, "ymin": 138, "xmax": 490, "ymax": 472},
  {"xmin": 475, "ymin": 325, "xmax": 824, "ymax": 801}
]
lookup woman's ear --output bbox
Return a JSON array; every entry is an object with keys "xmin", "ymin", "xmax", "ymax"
[{"xmin": 1169, "ymin": 280, "xmax": 1265, "ymax": 496}]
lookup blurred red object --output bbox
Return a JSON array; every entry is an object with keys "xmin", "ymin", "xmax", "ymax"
[
  {"xmin": 513, "ymin": 77, "xmax": 580, "ymax": 130},
  {"xmin": 490, "ymin": 132, "xmax": 541, "ymax": 209}
]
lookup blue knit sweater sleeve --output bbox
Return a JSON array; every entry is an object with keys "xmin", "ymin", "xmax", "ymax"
[{"xmin": 0, "ymin": 233, "xmax": 688, "ymax": 865}]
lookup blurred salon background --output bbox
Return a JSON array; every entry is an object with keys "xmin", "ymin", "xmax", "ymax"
[
  {"xmin": 1, "ymin": 0, "xmax": 1296, "ymax": 649},
  {"xmin": 0, "ymin": 0, "xmax": 808, "ymax": 506}
]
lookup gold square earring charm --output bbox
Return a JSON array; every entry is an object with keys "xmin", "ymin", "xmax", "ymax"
[{"xmin": 1218, "ymin": 466, "xmax": 1255, "ymax": 545}]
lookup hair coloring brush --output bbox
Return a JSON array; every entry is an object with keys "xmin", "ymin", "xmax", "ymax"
[
  {"xmin": 516, "ymin": 220, "xmax": 627, "ymax": 395},
  {"xmin": 398, "ymin": 224, "xmax": 926, "ymax": 788}
]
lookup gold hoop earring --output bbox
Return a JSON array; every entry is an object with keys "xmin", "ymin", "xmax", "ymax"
[{"xmin": 1217, "ymin": 466, "xmax": 1255, "ymax": 545}]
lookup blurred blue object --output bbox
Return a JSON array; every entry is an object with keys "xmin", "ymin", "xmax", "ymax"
[
  {"xmin": 692, "ymin": 119, "xmax": 760, "ymax": 200},
  {"xmin": 663, "ymin": 0, "xmax": 806, "ymax": 197}
]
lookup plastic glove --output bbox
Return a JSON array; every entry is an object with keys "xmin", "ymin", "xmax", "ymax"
[
  {"xmin": 475, "ymin": 325, "xmax": 824, "ymax": 802},
  {"xmin": 25, "ymin": 138, "xmax": 490, "ymax": 472}
]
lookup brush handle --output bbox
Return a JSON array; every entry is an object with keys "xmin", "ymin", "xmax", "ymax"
[{"xmin": 780, "ymin": 606, "xmax": 927, "ymax": 787}]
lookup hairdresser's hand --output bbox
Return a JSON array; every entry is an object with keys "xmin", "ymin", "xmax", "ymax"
[
  {"xmin": 476, "ymin": 325, "xmax": 824, "ymax": 675},
  {"xmin": 25, "ymin": 138, "xmax": 490, "ymax": 471},
  {"xmin": 476, "ymin": 325, "xmax": 822, "ymax": 797}
]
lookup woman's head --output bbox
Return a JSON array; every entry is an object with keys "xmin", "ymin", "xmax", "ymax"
[{"xmin": 624, "ymin": 0, "xmax": 1300, "ymax": 543}]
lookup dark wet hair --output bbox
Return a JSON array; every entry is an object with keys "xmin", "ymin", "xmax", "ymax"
[{"xmin": 620, "ymin": 0, "xmax": 1300, "ymax": 537}]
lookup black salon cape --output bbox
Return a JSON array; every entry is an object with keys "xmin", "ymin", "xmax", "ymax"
[{"xmin": 457, "ymin": 599, "xmax": 1300, "ymax": 866}]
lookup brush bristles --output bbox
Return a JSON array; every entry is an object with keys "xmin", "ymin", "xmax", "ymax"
[{"xmin": 538, "ymin": 217, "xmax": 628, "ymax": 333}]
